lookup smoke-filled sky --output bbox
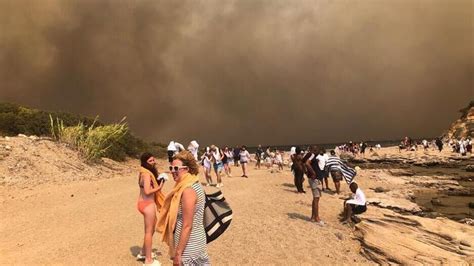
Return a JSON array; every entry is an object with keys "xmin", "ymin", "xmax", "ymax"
[{"xmin": 0, "ymin": 0, "xmax": 472, "ymax": 146}]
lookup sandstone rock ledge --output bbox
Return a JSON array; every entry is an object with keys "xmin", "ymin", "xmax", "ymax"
[{"xmin": 354, "ymin": 207, "xmax": 474, "ymax": 264}]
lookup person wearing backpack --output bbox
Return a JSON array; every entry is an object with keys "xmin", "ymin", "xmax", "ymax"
[
  {"xmin": 303, "ymin": 146, "xmax": 324, "ymax": 226},
  {"xmin": 157, "ymin": 151, "xmax": 210, "ymax": 266}
]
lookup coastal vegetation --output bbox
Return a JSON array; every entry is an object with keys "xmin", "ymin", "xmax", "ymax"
[
  {"xmin": 0, "ymin": 102, "xmax": 166, "ymax": 161},
  {"xmin": 445, "ymin": 101, "xmax": 474, "ymax": 139}
]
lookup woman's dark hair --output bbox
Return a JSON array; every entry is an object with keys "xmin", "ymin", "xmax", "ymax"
[{"xmin": 140, "ymin": 152, "xmax": 158, "ymax": 178}]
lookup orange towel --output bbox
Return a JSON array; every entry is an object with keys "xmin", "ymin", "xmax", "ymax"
[
  {"xmin": 156, "ymin": 172, "xmax": 199, "ymax": 253},
  {"xmin": 139, "ymin": 167, "xmax": 165, "ymax": 210}
]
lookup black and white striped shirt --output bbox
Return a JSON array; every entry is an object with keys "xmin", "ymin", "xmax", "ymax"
[
  {"xmin": 325, "ymin": 156, "xmax": 357, "ymax": 184},
  {"xmin": 174, "ymin": 182, "xmax": 209, "ymax": 265}
]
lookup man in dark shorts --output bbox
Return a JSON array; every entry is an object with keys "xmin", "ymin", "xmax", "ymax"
[
  {"xmin": 304, "ymin": 146, "xmax": 324, "ymax": 225},
  {"xmin": 330, "ymin": 170, "xmax": 343, "ymax": 194},
  {"xmin": 341, "ymin": 182, "xmax": 366, "ymax": 224},
  {"xmin": 233, "ymin": 146, "xmax": 241, "ymax": 167},
  {"xmin": 328, "ymin": 150, "xmax": 342, "ymax": 194},
  {"xmin": 291, "ymin": 146, "xmax": 305, "ymax": 193},
  {"xmin": 256, "ymin": 145, "xmax": 263, "ymax": 169},
  {"xmin": 315, "ymin": 148, "xmax": 329, "ymax": 191}
]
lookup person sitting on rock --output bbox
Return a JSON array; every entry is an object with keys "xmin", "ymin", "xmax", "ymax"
[{"xmin": 341, "ymin": 182, "xmax": 367, "ymax": 224}]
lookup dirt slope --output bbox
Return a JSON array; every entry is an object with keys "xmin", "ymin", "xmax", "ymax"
[{"xmin": 0, "ymin": 135, "xmax": 133, "ymax": 187}]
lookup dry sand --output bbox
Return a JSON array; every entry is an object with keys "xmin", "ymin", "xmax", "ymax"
[{"xmin": 1, "ymin": 136, "xmax": 474, "ymax": 265}]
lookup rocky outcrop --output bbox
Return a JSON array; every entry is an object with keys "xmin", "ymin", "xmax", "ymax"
[
  {"xmin": 349, "ymin": 153, "xmax": 473, "ymax": 169},
  {"xmin": 355, "ymin": 208, "xmax": 474, "ymax": 264},
  {"xmin": 444, "ymin": 101, "xmax": 474, "ymax": 139},
  {"xmin": 466, "ymin": 165, "xmax": 474, "ymax": 172}
]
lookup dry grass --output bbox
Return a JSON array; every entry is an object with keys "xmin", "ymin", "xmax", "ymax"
[{"xmin": 49, "ymin": 115, "xmax": 128, "ymax": 162}]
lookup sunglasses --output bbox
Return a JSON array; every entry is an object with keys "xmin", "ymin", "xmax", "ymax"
[{"xmin": 169, "ymin": 165, "xmax": 188, "ymax": 172}]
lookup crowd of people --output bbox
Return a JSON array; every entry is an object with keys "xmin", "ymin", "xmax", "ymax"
[
  {"xmin": 290, "ymin": 145, "xmax": 364, "ymax": 226},
  {"xmin": 135, "ymin": 135, "xmax": 473, "ymax": 265},
  {"xmin": 169, "ymin": 141, "xmax": 366, "ymax": 230},
  {"xmin": 136, "ymin": 140, "xmax": 369, "ymax": 265},
  {"xmin": 335, "ymin": 141, "xmax": 372, "ymax": 155},
  {"xmin": 168, "ymin": 141, "xmax": 288, "ymax": 187},
  {"xmin": 329, "ymin": 136, "xmax": 472, "ymax": 156},
  {"xmin": 333, "ymin": 140, "xmax": 387, "ymax": 156},
  {"xmin": 397, "ymin": 136, "xmax": 473, "ymax": 156},
  {"xmin": 448, "ymin": 138, "xmax": 472, "ymax": 156}
]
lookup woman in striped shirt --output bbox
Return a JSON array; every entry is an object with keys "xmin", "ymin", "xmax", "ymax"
[{"xmin": 157, "ymin": 151, "xmax": 210, "ymax": 265}]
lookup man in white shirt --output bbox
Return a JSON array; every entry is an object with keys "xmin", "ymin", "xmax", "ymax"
[
  {"xmin": 422, "ymin": 139, "xmax": 429, "ymax": 150},
  {"xmin": 316, "ymin": 149, "xmax": 330, "ymax": 191},
  {"xmin": 341, "ymin": 182, "xmax": 367, "ymax": 224},
  {"xmin": 187, "ymin": 140, "xmax": 199, "ymax": 161},
  {"xmin": 175, "ymin": 142, "xmax": 185, "ymax": 153}
]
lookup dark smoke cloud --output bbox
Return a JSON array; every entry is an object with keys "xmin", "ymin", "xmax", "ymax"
[{"xmin": 1, "ymin": 0, "xmax": 472, "ymax": 146}]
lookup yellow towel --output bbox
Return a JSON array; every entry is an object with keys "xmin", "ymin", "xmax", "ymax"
[
  {"xmin": 139, "ymin": 167, "xmax": 165, "ymax": 210},
  {"xmin": 156, "ymin": 172, "xmax": 199, "ymax": 252}
]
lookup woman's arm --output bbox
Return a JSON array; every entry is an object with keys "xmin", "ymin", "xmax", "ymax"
[
  {"xmin": 173, "ymin": 188, "xmax": 197, "ymax": 265},
  {"xmin": 142, "ymin": 173, "xmax": 163, "ymax": 195}
]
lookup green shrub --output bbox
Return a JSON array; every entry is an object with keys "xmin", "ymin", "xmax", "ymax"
[
  {"xmin": 0, "ymin": 102, "xmax": 97, "ymax": 136},
  {"xmin": 78, "ymin": 122, "xmax": 128, "ymax": 162},
  {"xmin": 0, "ymin": 112, "xmax": 17, "ymax": 135},
  {"xmin": 50, "ymin": 116, "xmax": 128, "ymax": 162},
  {"xmin": 61, "ymin": 123, "xmax": 85, "ymax": 146},
  {"xmin": 2, "ymin": 102, "xmax": 167, "ymax": 161},
  {"xmin": 459, "ymin": 100, "xmax": 474, "ymax": 119}
]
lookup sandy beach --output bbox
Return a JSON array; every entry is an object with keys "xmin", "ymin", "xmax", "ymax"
[
  {"xmin": 1, "ymin": 1, "xmax": 472, "ymax": 264},
  {"xmin": 1, "ymin": 137, "xmax": 474, "ymax": 265}
]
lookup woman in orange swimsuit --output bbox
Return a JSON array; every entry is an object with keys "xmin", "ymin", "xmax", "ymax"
[{"xmin": 137, "ymin": 153, "xmax": 164, "ymax": 266}]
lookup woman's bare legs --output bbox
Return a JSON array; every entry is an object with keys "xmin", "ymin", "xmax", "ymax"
[
  {"xmin": 205, "ymin": 167, "xmax": 213, "ymax": 185},
  {"xmin": 215, "ymin": 167, "xmax": 222, "ymax": 184},
  {"xmin": 224, "ymin": 163, "xmax": 231, "ymax": 176},
  {"xmin": 335, "ymin": 180, "xmax": 341, "ymax": 194},
  {"xmin": 241, "ymin": 162, "xmax": 248, "ymax": 177},
  {"xmin": 142, "ymin": 204, "xmax": 157, "ymax": 264}
]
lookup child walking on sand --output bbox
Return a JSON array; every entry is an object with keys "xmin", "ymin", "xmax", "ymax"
[
  {"xmin": 239, "ymin": 145, "xmax": 251, "ymax": 177},
  {"xmin": 201, "ymin": 148, "xmax": 214, "ymax": 186}
]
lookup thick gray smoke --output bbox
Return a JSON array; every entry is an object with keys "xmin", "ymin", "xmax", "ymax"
[{"xmin": 0, "ymin": 0, "xmax": 472, "ymax": 146}]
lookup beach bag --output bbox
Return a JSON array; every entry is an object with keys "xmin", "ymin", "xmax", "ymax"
[{"xmin": 203, "ymin": 190, "xmax": 233, "ymax": 243}]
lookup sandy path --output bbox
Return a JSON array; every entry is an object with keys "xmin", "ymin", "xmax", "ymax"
[{"xmin": 1, "ymin": 162, "xmax": 368, "ymax": 265}]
